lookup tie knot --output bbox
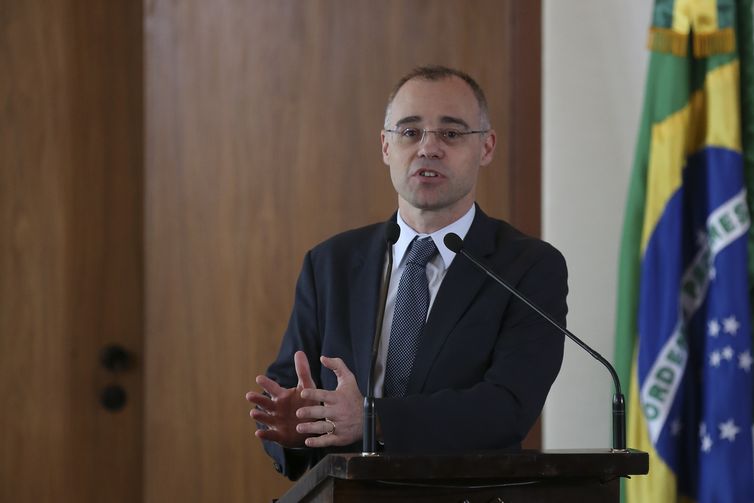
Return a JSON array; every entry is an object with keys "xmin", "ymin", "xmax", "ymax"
[{"xmin": 405, "ymin": 237, "xmax": 437, "ymax": 267}]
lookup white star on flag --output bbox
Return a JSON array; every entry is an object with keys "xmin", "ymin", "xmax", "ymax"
[
  {"xmin": 723, "ymin": 315, "xmax": 740, "ymax": 335},
  {"xmin": 739, "ymin": 351, "xmax": 753, "ymax": 372},
  {"xmin": 722, "ymin": 346, "xmax": 734, "ymax": 361},
  {"xmin": 719, "ymin": 419, "xmax": 740, "ymax": 442},
  {"xmin": 710, "ymin": 351, "xmax": 722, "ymax": 367},
  {"xmin": 671, "ymin": 419, "xmax": 683, "ymax": 436},
  {"xmin": 701, "ymin": 434, "xmax": 713, "ymax": 452},
  {"xmin": 708, "ymin": 319, "xmax": 721, "ymax": 337}
]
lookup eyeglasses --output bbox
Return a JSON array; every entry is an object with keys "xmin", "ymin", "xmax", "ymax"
[{"xmin": 384, "ymin": 127, "xmax": 489, "ymax": 146}]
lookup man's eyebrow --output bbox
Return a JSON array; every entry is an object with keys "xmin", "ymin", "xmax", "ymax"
[
  {"xmin": 393, "ymin": 116, "xmax": 421, "ymax": 127},
  {"xmin": 440, "ymin": 116, "xmax": 470, "ymax": 129},
  {"xmin": 393, "ymin": 115, "xmax": 472, "ymax": 129}
]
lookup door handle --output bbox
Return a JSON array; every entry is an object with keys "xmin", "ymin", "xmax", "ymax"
[
  {"xmin": 98, "ymin": 344, "xmax": 133, "ymax": 412},
  {"xmin": 99, "ymin": 344, "xmax": 133, "ymax": 372},
  {"xmin": 100, "ymin": 384, "xmax": 128, "ymax": 412}
]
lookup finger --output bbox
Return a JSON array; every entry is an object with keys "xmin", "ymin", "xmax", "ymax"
[
  {"xmin": 299, "ymin": 388, "xmax": 335, "ymax": 404},
  {"xmin": 305, "ymin": 433, "xmax": 338, "ymax": 448},
  {"xmin": 250, "ymin": 408, "xmax": 275, "ymax": 426},
  {"xmin": 255, "ymin": 428, "xmax": 284, "ymax": 443},
  {"xmin": 294, "ymin": 351, "xmax": 317, "ymax": 389},
  {"xmin": 320, "ymin": 356, "xmax": 354, "ymax": 381},
  {"xmin": 296, "ymin": 419, "xmax": 333, "ymax": 436},
  {"xmin": 295, "ymin": 404, "xmax": 329, "ymax": 420},
  {"xmin": 256, "ymin": 375, "xmax": 285, "ymax": 398},
  {"xmin": 245, "ymin": 391, "xmax": 274, "ymax": 410}
]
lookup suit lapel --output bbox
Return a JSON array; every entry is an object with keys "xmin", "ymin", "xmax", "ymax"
[
  {"xmin": 405, "ymin": 207, "xmax": 498, "ymax": 394},
  {"xmin": 349, "ymin": 223, "xmax": 391, "ymax": 395}
]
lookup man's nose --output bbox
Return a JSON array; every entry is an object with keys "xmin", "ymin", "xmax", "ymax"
[{"xmin": 417, "ymin": 130, "xmax": 444, "ymax": 158}]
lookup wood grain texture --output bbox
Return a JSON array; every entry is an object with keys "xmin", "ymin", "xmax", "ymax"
[
  {"xmin": 0, "ymin": 1, "xmax": 143, "ymax": 502},
  {"xmin": 508, "ymin": 0, "xmax": 543, "ymax": 239},
  {"xmin": 143, "ymin": 2, "xmax": 538, "ymax": 502},
  {"xmin": 1, "ymin": 1, "xmax": 541, "ymax": 502}
]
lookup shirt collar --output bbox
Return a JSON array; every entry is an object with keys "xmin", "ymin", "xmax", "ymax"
[{"xmin": 394, "ymin": 204, "xmax": 476, "ymax": 269}]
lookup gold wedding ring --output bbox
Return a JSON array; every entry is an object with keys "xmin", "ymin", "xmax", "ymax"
[{"xmin": 324, "ymin": 418, "xmax": 336, "ymax": 435}]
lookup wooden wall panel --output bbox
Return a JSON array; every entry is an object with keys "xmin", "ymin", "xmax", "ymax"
[
  {"xmin": 508, "ymin": 1, "xmax": 543, "ymax": 238},
  {"xmin": 145, "ymin": 2, "xmax": 533, "ymax": 503},
  {"xmin": 0, "ymin": 2, "xmax": 143, "ymax": 502},
  {"xmin": 1, "ymin": 1, "xmax": 540, "ymax": 502}
]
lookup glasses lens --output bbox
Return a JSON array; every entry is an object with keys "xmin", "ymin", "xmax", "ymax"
[
  {"xmin": 439, "ymin": 129, "xmax": 463, "ymax": 144},
  {"xmin": 397, "ymin": 128, "xmax": 422, "ymax": 143},
  {"xmin": 391, "ymin": 128, "xmax": 467, "ymax": 145}
]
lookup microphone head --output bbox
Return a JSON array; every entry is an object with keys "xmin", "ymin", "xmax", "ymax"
[
  {"xmin": 385, "ymin": 222, "xmax": 400, "ymax": 245},
  {"xmin": 444, "ymin": 233, "xmax": 464, "ymax": 253}
]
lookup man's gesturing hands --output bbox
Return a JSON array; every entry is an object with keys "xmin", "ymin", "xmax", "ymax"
[{"xmin": 246, "ymin": 351, "xmax": 364, "ymax": 448}]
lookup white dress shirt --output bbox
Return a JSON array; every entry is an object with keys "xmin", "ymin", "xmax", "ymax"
[{"xmin": 372, "ymin": 204, "xmax": 476, "ymax": 397}]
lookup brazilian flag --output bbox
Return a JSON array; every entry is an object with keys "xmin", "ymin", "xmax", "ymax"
[{"xmin": 615, "ymin": 0, "xmax": 754, "ymax": 502}]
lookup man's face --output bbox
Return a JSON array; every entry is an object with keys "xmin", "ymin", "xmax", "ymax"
[{"xmin": 381, "ymin": 76, "xmax": 496, "ymax": 219}]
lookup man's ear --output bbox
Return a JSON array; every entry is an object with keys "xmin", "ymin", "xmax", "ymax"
[
  {"xmin": 479, "ymin": 129, "xmax": 497, "ymax": 167},
  {"xmin": 381, "ymin": 130, "xmax": 390, "ymax": 165}
]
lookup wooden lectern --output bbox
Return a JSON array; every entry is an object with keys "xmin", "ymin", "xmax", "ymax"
[{"xmin": 275, "ymin": 449, "xmax": 648, "ymax": 502}]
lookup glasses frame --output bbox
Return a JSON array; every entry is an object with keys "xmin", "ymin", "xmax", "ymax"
[{"xmin": 384, "ymin": 127, "xmax": 490, "ymax": 145}]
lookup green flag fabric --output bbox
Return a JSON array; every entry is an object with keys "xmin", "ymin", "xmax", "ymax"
[{"xmin": 615, "ymin": 1, "xmax": 754, "ymax": 501}]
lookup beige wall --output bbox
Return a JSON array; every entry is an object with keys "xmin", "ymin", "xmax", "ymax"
[{"xmin": 542, "ymin": 0, "xmax": 653, "ymax": 448}]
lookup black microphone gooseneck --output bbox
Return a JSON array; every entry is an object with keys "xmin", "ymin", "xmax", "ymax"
[
  {"xmin": 362, "ymin": 222, "xmax": 400, "ymax": 455},
  {"xmin": 443, "ymin": 233, "xmax": 627, "ymax": 452}
]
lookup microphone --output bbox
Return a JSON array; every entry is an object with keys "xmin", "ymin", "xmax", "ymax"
[
  {"xmin": 362, "ymin": 221, "xmax": 400, "ymax": 455},
  {"xmin": 443, "ymin": 233, "xmax": 627, "ymax": 451}
]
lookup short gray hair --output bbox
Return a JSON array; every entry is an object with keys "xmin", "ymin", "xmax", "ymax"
[{"xmin": 383, "ymin": 65, "xmax": 490, "ymax": 129}]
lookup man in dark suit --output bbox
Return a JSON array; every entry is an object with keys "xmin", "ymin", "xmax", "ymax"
[{"xmin": 245, "ymin": 66, "xmax": 568, "ymax": 480}]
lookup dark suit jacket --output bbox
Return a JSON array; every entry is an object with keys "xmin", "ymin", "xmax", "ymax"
[{"xmin": 263, "ymin": 206, "xmax": 568, "ymax": 479}]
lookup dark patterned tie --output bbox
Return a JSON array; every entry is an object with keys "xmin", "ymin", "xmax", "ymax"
[{"xmin": 383, "ymin": 237, "xmax": 438, "ymax": 397}]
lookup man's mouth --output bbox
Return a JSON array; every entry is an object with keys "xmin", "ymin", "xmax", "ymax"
[{"xmin": 418, "ymin": 170, "xmax": 439, "ymax": 178}]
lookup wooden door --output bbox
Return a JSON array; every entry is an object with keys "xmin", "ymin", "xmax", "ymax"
[
  {"xmin": 144, "ymin": 2, "xmax": 539, "ymax": 503},
  {"xmin": 0, "ymin": 2, "xmax": 143, "ymax": 502}
]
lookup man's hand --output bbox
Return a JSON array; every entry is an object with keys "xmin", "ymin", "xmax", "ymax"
[
  {"xmin": 246, "ymin": 351, "xmax": 319, "ymax": 448},
  {"xmin": 295, "ymin": 356, "xmax": 364, "ymax": 448}
]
